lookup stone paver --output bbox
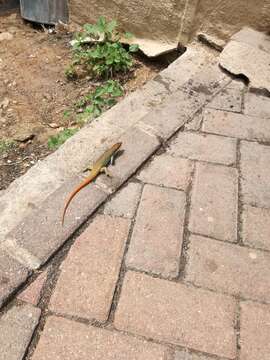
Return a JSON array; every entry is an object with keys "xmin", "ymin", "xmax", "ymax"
[
  {"xmin": 207, "ymin": 87, "xmax": 242, "ymax": 113},
  {"xmin": 126, "ymin": 185, "xmax": 186, "ymax": 278},
  {"xmin": 115, "ymin": 271, "xmax": 236, "ymax": 359},
  {"xmin": 240, "ymin": 301, "xmax": 270, "ymax": 360},
  {"xmin": 243, "ymin": 206, "xmax": 270, "ymax": 251},
  {"xmin": 240, "ymin": 141, "xmax": 270, "ymax": 208},
  {"xmin": 189, "ymin": 163, "xmax": 238, "ymax": 242},
  {"xmin": 169, "ymin": 132, "xmax": 236, "ymax": 166},
  {"xmin": 0, "ymin": 249, "xmax": 29, "ymax": 307},
  {"xmin": 18, "ymin": 270, "xmax": 48, "ymax": 306},
  {"xmin": 49, "ymin": 215, "xmax": 130, "ymax": 322},
  {"xmin": 185, "ymin": 235, "xmax": 270, "ymax": 303},
  {"xmin": 174, "ymin": 350, "xmax": 215, "ymax": 360},
  {"xmin": 0, "ymin": 303, "xmax": 41, "ymax": 360},
  {"xmin": 32, "ymin": 316, "xmax": 168, "ymax": 360},
  {"xmin": 203, "ymin": 108, "xmax": 270, "ymax": 142},
  {"xmin": 103, "ymin": 182, "xmax": 142, "ymax": 218},
  {"xmin": 137, "ymin": 154, "xmax": 193, "ymax": 190},
  {"xmin": 244, "ymin": 92, "xmax": 270, "ymax": 118}
]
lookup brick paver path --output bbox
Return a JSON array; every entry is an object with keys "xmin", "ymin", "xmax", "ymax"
[{"xmin": 1, "ymin": 80, "xmax": 270, "ymax": 359}]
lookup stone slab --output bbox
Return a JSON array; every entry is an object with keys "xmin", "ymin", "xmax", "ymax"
[
  {"xmin": 232, "ymin": 27, "xmax": 270, "ymax": 54},
  {"xmin": 240, "ymin": 141, "xmax": 270, "ymax": 208},
  {"xmin": 31, "ymin": 316, "xmax": 169, "ymax": 360},
  {"xmin": 203, "ymin": 108, "xmax": 270, "ymax": 142},
  {"xmin": 189, "ymin": 163, "xmax": 238, "ymax": 242},
  {"xmin": 0, "ymin": 249, "xmax": 29, "ymax": 307},
  {"xmin": 240, "ymin": 301, "xmax": 270, "ymax": 360},
  {"xmin": 220, "ymin": 40, "xmax": 270, "ymax": 93},
  {"xmin": 126, "ymin": 185, "xmax": 186, "ymax": 278},
  {"xmin": 49, "ymin": 215, "xmax": 130, "ymax": 322},
  {"xmin": 5, "ymin": 176, "xmax": 108, "ymax": 268},
  {"xmin": 0, "ymin": 303, "xmax": 41, "ymax": 360},
  {"xmin": 115, "ymin": 271, "xmax": 236, "ymax": 359},
  {"xmin": 169, "ymin": 131, "xmax": 236, "ymax": 165},
  {"xmin": 137, "ymin": 154, "xmax": 193, "ymax": 190},
  {"xmin": 186, "ymin": 235, "xmax": 270, "ymax": 303},
  {"xmin": 242, "ymin": 206, "xmax": 270, "ymax": 251}
]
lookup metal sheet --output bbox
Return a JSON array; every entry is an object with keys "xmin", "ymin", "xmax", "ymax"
[
  {"xmin": 0, "ymin": 0, "xmax": 19, "ymax": 12},
  {"xmin": 20, "ymin": 0, "xmax": 68, "ymax": 25}
]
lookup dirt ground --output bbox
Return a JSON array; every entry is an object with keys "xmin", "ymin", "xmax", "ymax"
[{"xmin": 0, "ymin": 11, "xmax": 163, "ymax": 191}]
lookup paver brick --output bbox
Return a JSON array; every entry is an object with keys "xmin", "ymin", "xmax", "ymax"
[
  {"xmin": 243, "ymin": 206, "xmax": 270, "ymax": 251},
  {"xmin": 49, "ymin": 215, "xmax": 130, "ymax": 322},
  {"xmin": 174, "ymin": 350, "xmax": 216, "ymax": 360},
  {"xmin": 18, "ymin": 270, "xmax": 48, "ymax": 306},
  {"xmin": 103, "ymin": 182, "xmax": 142, "ymax": 219},
  {"xmin": 244, "ymin": 92, "xmax": 270, "ymax": 118},
  {"xmin": 240, "ymin": 301, "xmax": 270, "ymax": 360},
  {"xmin": 137, "ymin": 154, "xmax": 193, "ymax": 190},
  {"xmin": 126, "ymin": 185, "xmax": 186, "ymax": 278},
  {"xmin": 169, "ymin": 132, "xmax": 236, "ymax": 165},
  {"xmin": 32, "ymin": 316, "xmax": 168, "ymax": 360},
  {"xmin": 189, "ymin": 163, "xmax": 238, "ymax": 242},
  {"xmin": 115, "ymin": 271, "xmax": 236, "ymax": 359},
  {"xmin": 185, "ymin": 235, "xmax": 270, "ymax": 303},
  {"xmin": 6, "ymin": 175, "xmax": 108, "ymax": 268},
  {"xmin": 0, "ymin": 249, "xmax": 29, "ymax": 307},
  {"xmin": 207, "ymin": 87, "xmax": 242, "ymax": 113},
  {"xmin": 0, "ymin": 303, "xmax": 41, "ymax": 360},
  {"xmin": 203, "ymin": 108, "xmax": 270, "ymax": 142},
  {"xmin": 240, "ymin": 141, "xmax": 270, "ymax": 208}
]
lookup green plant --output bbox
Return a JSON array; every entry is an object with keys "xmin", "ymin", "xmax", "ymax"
[
  {"xmin": 69, "ymin": 17, "xmax": 139, "ymax": 79},
  {"xmin": 65, "ymin": 80, "xmax": 123, "ymax": 125},
  {"xmin": 64, "ymin": 65, "xmax": 77, "ymax": 80},
  {"xmin": 0, "ymin": 139, "xmax": 15, "ymax": 154},
  {"xmin": 47, "ymin": 128, "xmax": 78, "ymax": 150}
]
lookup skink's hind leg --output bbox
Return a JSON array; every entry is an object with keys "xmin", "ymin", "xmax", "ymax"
[{"xmin": 101, "ymin": 167, "xmax": 112, "ymax": 177}]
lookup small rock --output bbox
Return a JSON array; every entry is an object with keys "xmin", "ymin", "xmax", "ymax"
[
  {"xmin": 48, "ymin": 122, "xmax": 59, "ymax": 129},
  {"xmin": 198, "ymin": 33, "xmax": 226, "ymax": 52},
  {"xmin": 14, "ymin": 132, "xmax": 35, "ymax": 143},
  {"xmin": 0, "ymin": 98, "xmax": 9, "ymax": 110},
  {"xmin": 0, "ymin": 32, "xmax": 13, "ymax": 42}
]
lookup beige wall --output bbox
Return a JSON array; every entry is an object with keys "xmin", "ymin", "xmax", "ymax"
[{"xmin": 69, "ymin": 0, "xmax": 270, "ymax": 46}]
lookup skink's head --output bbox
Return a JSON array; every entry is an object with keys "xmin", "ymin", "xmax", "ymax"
[{"xmin": 113, "ymin": 142, "xmax": 122, "ymax": 151}]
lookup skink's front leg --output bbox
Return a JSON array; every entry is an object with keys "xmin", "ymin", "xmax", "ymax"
[{"xmin": 101, "ymin": 167, "xmax": 112, "ymax": 177}]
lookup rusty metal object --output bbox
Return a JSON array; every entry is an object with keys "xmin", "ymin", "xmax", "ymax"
[{"xmin": 20, "ymin": 0, "xmax": 68, "ymax": 25}]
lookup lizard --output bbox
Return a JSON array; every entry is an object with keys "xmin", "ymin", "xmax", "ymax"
[{"xmin": 62, "ymin": 142, "xmax": 122, "ymax": 225}]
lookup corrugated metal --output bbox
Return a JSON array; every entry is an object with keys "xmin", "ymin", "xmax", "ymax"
[
  {"xmin": 20, "ymin": 0, "xmax": 68, "ymax": 25},
  {"xmin": 0, "ymin": 0, "xmax": 19, "ymax": 12}
]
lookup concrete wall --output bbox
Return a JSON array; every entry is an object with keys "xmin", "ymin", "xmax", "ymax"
[{"xmin": 69, "ymin": 0, "xmax": 270, "ymax": 46}]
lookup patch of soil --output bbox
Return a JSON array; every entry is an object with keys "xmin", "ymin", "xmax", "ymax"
[{"xmin": 0, "ymin": 11, "xmax": 164, "ymax": 191}]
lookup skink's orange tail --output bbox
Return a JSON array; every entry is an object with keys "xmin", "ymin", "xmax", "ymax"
[{"xmin": 62, "ymin": 175, "xmax": 95, "ymax": 226}]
